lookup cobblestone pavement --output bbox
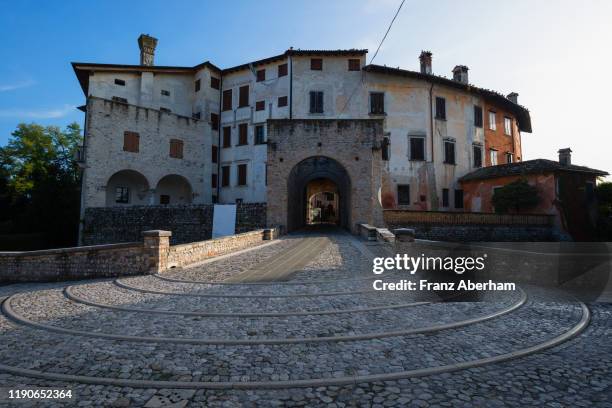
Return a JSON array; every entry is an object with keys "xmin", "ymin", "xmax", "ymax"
[{"xmin": 0, "ymin": 229, "xmax": 609, "ymax": 407}]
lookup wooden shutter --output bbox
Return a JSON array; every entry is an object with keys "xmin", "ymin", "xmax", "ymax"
[
  {"xmin": 278, "ymin": 63, "xmax": 288, "ymax": 77},
  {"xmin": 223, "ymin": 127, "xmax": 231, "ymax": 147},
  {"xmin": 256, "ymin": 69, "xmax": 265, "ymax": 82},
  {"xmin": 169, "ymin": 139, "xmax": 183, "ymax": 159},
  {"xmin": 238, "ymin": 164, "xmax": 247, "ymax": 186},
  {"xmin": 211, "ymin": 173, "xmax": 217, "ymax": 188},
  {"xmin": 222, "ymin": 89, "xmax": 232, "ymax": 111},
  {"xmin": 239, "ymin": 85, "xmax": 249, "ymax": 107},
  {"xmin": 221, "ymin": 166, "xmax": 230, "ymax": 187},
  {"xmin": 238, "ymin": 124, "xmax": 248, "ymax": 145},
  {"xmin": 210, "ymin": 77, "xmax": 220, "ymax": 89},
  {"xmin": 255, "ymin": 100, "xmax": 265, "ymax": 111},
  {"xmin": 310, "ymin": 58, "xmax": 322, "ymax": 70},
  {"xmin": 348, "ymin": 59, "xmax": 360, "ymax": 71},
  {"xmin": 212, "ymin": 145, "xmax": 218, "ymax": 163},
  {"xmin": 123, "ymin": 131, "xmax": 139, "ymax": 153},
  {"xmin": 210, "ymin": 113, "xmax": 219, "ymax": 130}
]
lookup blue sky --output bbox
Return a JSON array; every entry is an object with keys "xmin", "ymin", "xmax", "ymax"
[{"xmin": 1, "ymin": 0, "xmax": 611, "ymax": 176}]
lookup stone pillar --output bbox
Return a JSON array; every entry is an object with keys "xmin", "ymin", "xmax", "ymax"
[{"xmin": 142, "ymin": 230, "xmax": 171, "ymax": 273}]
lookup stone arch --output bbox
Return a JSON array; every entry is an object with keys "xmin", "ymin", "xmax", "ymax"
[
  {"xmin": 287, "ymin": 156, "xmax": 351, "ymax": 231},
  {"xmin": 105, "ymin": 169, "xmax": 151, "ymax": 206},
  {"xmin": 155, "ymin": 174, "xmax": 193, "ymax": 205}
]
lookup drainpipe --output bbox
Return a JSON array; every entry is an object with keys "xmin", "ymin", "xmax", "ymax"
[
  {"xmin": 429, "ymin": 82, "xmax": 434, "ymax": 162},
  {"xmin": 77, "ymin": 97, "xmax": 89, "ymax": 246},
  {"xmin": 289, "ymin": 52, "xmax": 293, "ymax": 119},
  {"xmin": 217, "ymin": 73, "xmax": 222, "ymax": 201}
]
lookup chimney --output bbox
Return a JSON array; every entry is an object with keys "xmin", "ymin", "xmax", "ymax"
[
  {"xmin": 507, "ymin": 92, "xmax": 519, "ymax": 104},
  {"xmin": 138, "ymin": 34, "xmax": 158, "ymax": 66},
  {"xmin": 452, "ymin": 65, "xmax": 469, "ymax": 84},
  {"xmin": 419, "ymin": 51, "xmax": 432, "ymax": 75},
  {"xmin": 558, "ymin": 148, "xmax": 572, "ymax": 166}
]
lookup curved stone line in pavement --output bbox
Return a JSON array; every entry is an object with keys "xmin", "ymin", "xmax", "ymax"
[
  {"xmin": 63, "ymin": 285, "xmax": 433, "ymax": 317},
  {"xmin": 0, "ymin": 301, "xmax": 589, "ymax": 390},
  {"xmin": 1, "ymin": 288, "xmax": 527, "ymax": 345}
]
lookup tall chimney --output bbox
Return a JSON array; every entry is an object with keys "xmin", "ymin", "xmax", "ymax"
[
  {"xmin": 138, "ymin": 34, "xmax": 158, "ymax": 66},
  {"xmin": 452, "ymin": 65, "xmax": 469, "ymax": 84},
  {"xmin": 507, "ymin": 92, "xmax": 519, "ymax": 104},
  {"xmin": 558, "ymin": 148, "xmax": 572, "ymax": 166},
  {"xmin": 419, "ymin": 51, "xmax": 432, "ymax": 75}
]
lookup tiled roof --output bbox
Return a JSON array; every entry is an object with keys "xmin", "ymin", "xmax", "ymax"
[{"xmin": 459, "ymin": 159, "xmax": 608, "ymax": 182}]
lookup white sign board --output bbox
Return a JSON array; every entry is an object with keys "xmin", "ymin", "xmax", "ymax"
[{"xmin": 212, "ymin": 204, "xmax": 236, "ymax": 238}]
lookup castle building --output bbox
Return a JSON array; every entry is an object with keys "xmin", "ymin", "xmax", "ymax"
[{"xmin": 72, "ymin": 34, "xmax": 531, "ymax": 236}]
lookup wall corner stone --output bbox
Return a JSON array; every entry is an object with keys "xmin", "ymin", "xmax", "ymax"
[{"xmin": 143, "ymin": 230, "xmax": 171, "ymax": 273}]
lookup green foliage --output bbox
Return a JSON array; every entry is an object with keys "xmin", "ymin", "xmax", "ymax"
[
  {"xmin": 595, "ymin": 181, "xmax": 612, "ymax": 240},
  {"xmin": 491, "ymin": 178, "xmax": 540, "ymax": 214}
]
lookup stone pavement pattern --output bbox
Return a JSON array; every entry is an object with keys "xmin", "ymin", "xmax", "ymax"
[{"xmin": 0, "ymin": 229, "xmax": 609, "ymax": 407}]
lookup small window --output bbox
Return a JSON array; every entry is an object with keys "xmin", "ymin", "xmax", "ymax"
[
  {"xmin": 370, "ymin": 92, "xmax": 385, "ymax": 114},
  {"xmin": 237, "ymin": 164, "xmax": 247, "ymax": 186},
  {"xmin": 278, "ymin": 96, "xmax": 288, "ymax": 107},
  {"xmin": 489, "ymin": 111, "xmax": 497, "ymax": 130},
  {"xmin": 311, "ymin": 58, "xmax": 323, "ymax": 70},
  {"xmin": 278, "ymin": 63, "xmax": 288, "ymax": 77},
  {"xmin": 238, "ymin": 123, "xmax": 248, "ymax": 145},
  {"xmin": 256, "ymin": 69, "xmax": 265, "ymax": 82},
  {"xmin": 238, "ymin": 85, "xmax": 249, "ymax": 107},
  {"xmin": 192, "ymin": 112, "xmax": 201, "ymax": 120},
  {"xmin": 210, "ymin": 77, "xmax": 220, "ymax": 90},
  {"xmin": 410, "ymin": 137, "xmax": 425, "ymax": 161},
  {"xmin": 211, "ymin": 173, "xmax": 217, "ymax": 188},
  {"xmin": 195, "ymin": 79, "xmax": 201, "ymax": 92},
  {"xmin": 435, "ymin": 97, "xmax": 446, "ymax": 120},
  {"xmin": 255, "ymin": 100, "xmax": 265, "ymax": 111},
  {"xmin": 474, "ymin": 105, "xmax": 483, "ymax": 127},
  {"xmin": 504, "ymin": 117, "xmax": 512, "ymax": 135},
  {"xmin": 114, "ymin": 79, "xmax": 125, "ymax": 86},
  {"xmin": 222, "ymin": 127, "xmax": 231, "ymax": 148},
  {"xmin": 348, "ymin": 59, "xmax": 360, "ymax": 71},
  {"xmin": 222, "ymin": 89, "xmax": 232, "ymax": 111},
  {"xmin": 490, "ymin": 149, "xmax": 498, "ymax": 165},
  {"xmin": 210, "ymin": 113, "xmax": 219, "ymax": 131},
  {"xmin": 169, "ymin": 139, "xmax": 184, "ymax": 159},
  {"xmin": 506, "ymin": 152, "xmax": 514, "ymax": 163},
  {"xmin": 160, "ymin": 195, "xmax": 170, "ymax": 205},
  {"xmin": 212, "ymin": 145, "xmax": 218, "ymax": 163},
  {"xmin": 444, "ymin": 140, "xmax": 455, "ymax": 164},
  {"xmin": 160, "ymin": 107, "xmax": 171, "ymax": 113},
  {"xmin": 397, "ymin": 185, "xmax": 410, "ymax": 205},
  {"xmin": 255, "ymin": 125, "xmax": 265, "ymax": 144},
  {"xmin": 221, "ymin": 166, "xmax": 230, "ymax": 187},
  {"xmin": 115, "ymin": 187, "xmax": 129, "ymax": 203},
  {"xmin": 382, "ymin": 136, "xmax": 390, "ymax": 161},
  {"xmin": 123, "ymin": 131, "xmax": 139, "ymax": 153},
  {"xmin": 235, "ymin": 198, "xmax": 243, "ymax": 204},
  {"xmin": 473, "ymin": 144, "xmax": 482, "ymax": 168},
  {"xmin": 442, "ymin": 188, "xmax": 449, "ymax": 207},
  {"xmin": 161, "ymin": 89, "xmax": 170, "ymax": 96},
  {"xmin": 112, "ymin": 96, "xmax": 128, "ymax": 104},
  {"xmin": 309, "ymin": 91, "xmax": 324, "ymax": 113},
  {"xmin": 454, "ymin": 189, "xmax": 464, "ymax": 209}
]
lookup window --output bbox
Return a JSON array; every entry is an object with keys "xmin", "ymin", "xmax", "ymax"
[
  {"xmin": 160, "ymin": 195, "xmax": 170, "ymax": 205},
  {"xmin": 221, "ymin": 166, "xmax": 230, "ymax": 187},
  {"xmin": 442, "ymin": 188, "xmax": 449, "ymax": 207},
  {"xmin": 238, "ymin": 123, "xmax": 248, "ymax": 145},
  {"xmin": 278, "ymin": 96, "xmax": 288, "ymax": 107},
  {"xmin": 192, "ymin": 112, "xmax": 201, "ymax": 120},
  {"xmin": 169, "ymin": 139, "xmax": 184, "ymax": 159},
  {"xmin": 211, "ymin": 173, "xmax": 217, "ymax": 189},
  {"xmin": 490, "ymin": 149, "xmax": 498, "ymax": 165},
  {"xmin": 235, "ymin": 198, "xmax": 243, "ymax": 204},
  {"xmin": 115, "ymin": 187, "xmax": 129, "ymax": 204},
  {"xmin": 238, "ymin": 85, "xmax": 249, "ymax": 107},
  {"xmin": 348, "ymin": 58, "xmax": 360, "ymax": 71},
  {"xmin": 473, "ymin": 144, "xmax": 482, "ymax": 168},
  {"xmin": 310, "ymin": 58, "xmax": 323, "ymax": 70},
  {"xmin": 222, "ymin": 127, "xmax": 231, "ymax": 148},
  {"xmin": 505, "ymin": 152, "xmax": 513, "ymax": 163},
  {"xmin": 114, "ymin": 78, "xmax": 125, "ymax": 86},
  {"xmin": 474, "ymin": 105, "xmax": 483, "ymax": 127},
  {"xmin": 112, "ymin": 96, "xmax": 128, "ymax": 104},
  {"xmin": 210, "ymin": 77, "xmax": 220, "ymax": 90},
  {"xmin": 435, "ymin": 97, "xmax": 446, "ymax": 120},
  {"xmin": 454, "ymin": 189, "xmax": 464, "ymax": 209},
  {"xmin": 161, "ymin": 89, "xmax": 170, "ymax": 96},
  {"xmin": 489, "ymin": 111, "xmax": 497, "ymax": 130},
  {"xmin": 397, "ymin": 185, "xmax": 410, "ymax": 205},
  {"xmin": 409, "ymin": 136, "xmax": 425, "ymax": 161},
  {"xmin": 256, "ymin": 69, "xmax": 265, "ymax": 82},
  {"xmin": 160, "ymin": 107, "xmax": 171, "ymax": 113},
  {"xmin": 222, "ymin": 89, "xmax": 232, "ymax": 111},
  {"xmin": 382, "ymin": 136, "xmax": 390, "ymax": 161},
  {"xmin": 212, "ymin": 145, "xmax": 218, "ymax": 163},
  {"xmin": 237, "ymin": 164, "xmax": 247, "ymax": 186},
  {"xmin": 210, "ymin": 113, "xmax": 219, "ymax": 130},
  {"xmin": 255, "ymin": 125, "xmax": 265, "ymax": 144},
  {"xmin": 278, "ymin": 63, "xmax": 288, "ymax": 77},
  {"xmin": 309, "ymin": 91, "xmax": 324, "ymax": 113},
  {"xmin": 444, "ymin": 140, "xmax": 455, "ymax": 164},
  {"xmin": 255, "ymin": 100, "xmax": 265, "ymax": 111},
  {"xmin": 504, "ymin": 117, "xmax": 512, "ymax": 135},
  {"xmin": 123, "ymin": 131, "xmax": 139, "ymax": 153},
  {"xmin": 195, "ymin": 79, "xmax": 201, "ymax": 92},
  {"xmin": 370, "ymin": 92, "xmax": 385, "ymax": 114}
]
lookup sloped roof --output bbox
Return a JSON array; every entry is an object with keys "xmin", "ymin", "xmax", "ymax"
[{"xmin": 459, "ymin": 159, "xmax": 608, "ymax": 182}]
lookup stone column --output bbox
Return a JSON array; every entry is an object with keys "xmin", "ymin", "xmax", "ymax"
[{"xmin": 142, "ymin": 230, "xmax": 171, "ymax": 273}]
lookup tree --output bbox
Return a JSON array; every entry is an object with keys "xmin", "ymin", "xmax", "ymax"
[{"xmin": 492, "ymin": 178, "xmax": 540, "ymax": 214}]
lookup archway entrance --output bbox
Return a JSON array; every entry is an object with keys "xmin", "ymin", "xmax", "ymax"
[
  {"xmin": 155, "ymin": 174, "xmax": 193, "ymax": 205},
  {"xmin": 287, "ymin": 156, "xmax": 350, "ymax": 231}
]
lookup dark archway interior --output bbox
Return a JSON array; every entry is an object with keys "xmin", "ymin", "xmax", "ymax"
[{"xmin": 287, "ymin": 156, "xmax": 351, "ymax": 231}]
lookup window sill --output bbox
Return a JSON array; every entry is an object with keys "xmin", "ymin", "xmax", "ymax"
[
  {"xmin": 369, "ymin": 112, "xmax": 387, "ymax": 116},
  {"xmin": 238, "ymin": 105, "xmax": 250, "ymax": 109},
  {"xmin": 236, "ymin": 143, "xmax": 249, "ymax": 147},
  {"xmin": 309, "ymin": 112, "xmax": 324, "ymax": 115},
  {"xmin": 409, "ymin": 158, "xmax": 426, "ymax": 162},
  {"xmin": 435, "ymin": 117, "xmax": 447, "ymax": 121},
  {"xmin": 254, "ymin": 142, "xmax": 267, "ymax": 145},
  {"xmin": 443, "ymin": 162, "xmax": 456, "ymax": 166}
]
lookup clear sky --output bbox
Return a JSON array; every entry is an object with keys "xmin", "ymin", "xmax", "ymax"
[{"xmin": 1, "ymin": 0, "xmax": 611, "ymax": 177}]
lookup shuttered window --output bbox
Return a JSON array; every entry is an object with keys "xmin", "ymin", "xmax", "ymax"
[
  {"xmin": 278, "ymin": 63, "xmax": 288, "ymax": 77},
  {"xmin": 210, "ymin": 77, "xmax": 220, "ymax": 90},
  {"xmin": 221, "ymin": 166, "xmax": 230, "ymax": 187},
  {"xmin": 309, "ymin": 91, "xmax": 324, "ymax": 113},
  {"xmin": 348, "ymin": 59, "xmax": 360, "ymax": 71},
  {"xmin": 238, "ymin": 85, "xmax": 249, "ymax": 107},
  {"xmin": 435, "ymin": 97, "xmax": 446, "ymax": 120},
  {"xmin": 255, "ymin": 100, "xmax": 265, "ymax": 111},
  {"xmin": 444, "ymin": 140, "xmax": 455, "ymax": 164},
  {"xmin": 310, "ymin": 58, "xmax": 323, "ymax": 70},
  {"xmin": 212, "ymin": 145, "xmax": 218, "ymax": 163},
  {"xmin": 474, "ymin": 105, "xmax": 483, "ymax": 127},
  {"xmin": 222, "ymin": 89, "xmax": 232, "ymax": 111},
  {"xmin": 211, "ymin": 173, "xmax": 217, "ymax": 188},
  {"xmin": 238, "ymin": 123, "xmax": 248, "ymax": 145},
  {"xmin": 410, "ymin": 137, "xmax": 425, "ymax": 161},
  {"xmin": 123, "ymin": 131, "xmax": 139, "ymax": 153},
  {"xmin": 222, "ymin": 127, "xmax": 231, "ymax": 148},
  {"xmin": 210, "ymin": 113, "xmax": 219, "ymax": 130},
  {"xmin": 473, "ymin": 144, "xmax": 482, "ymax": 168},
  {"xmin": 370, "ymin": 92, "xmax": 385, "ymax": 114},
  {"xmin": 256, "ymin": 69, "xmax": 265, "ymax": 82},
  {"xmin": 237, "ymin": 164, "xmax": 247, "ymax": 186},
  {"xmin": 169, "ymin": 139, "xmax": 183, "ymax": 159},
  {"xmin": 397, "ymin": 185, "xmax": 410, "ymax": 205}
]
